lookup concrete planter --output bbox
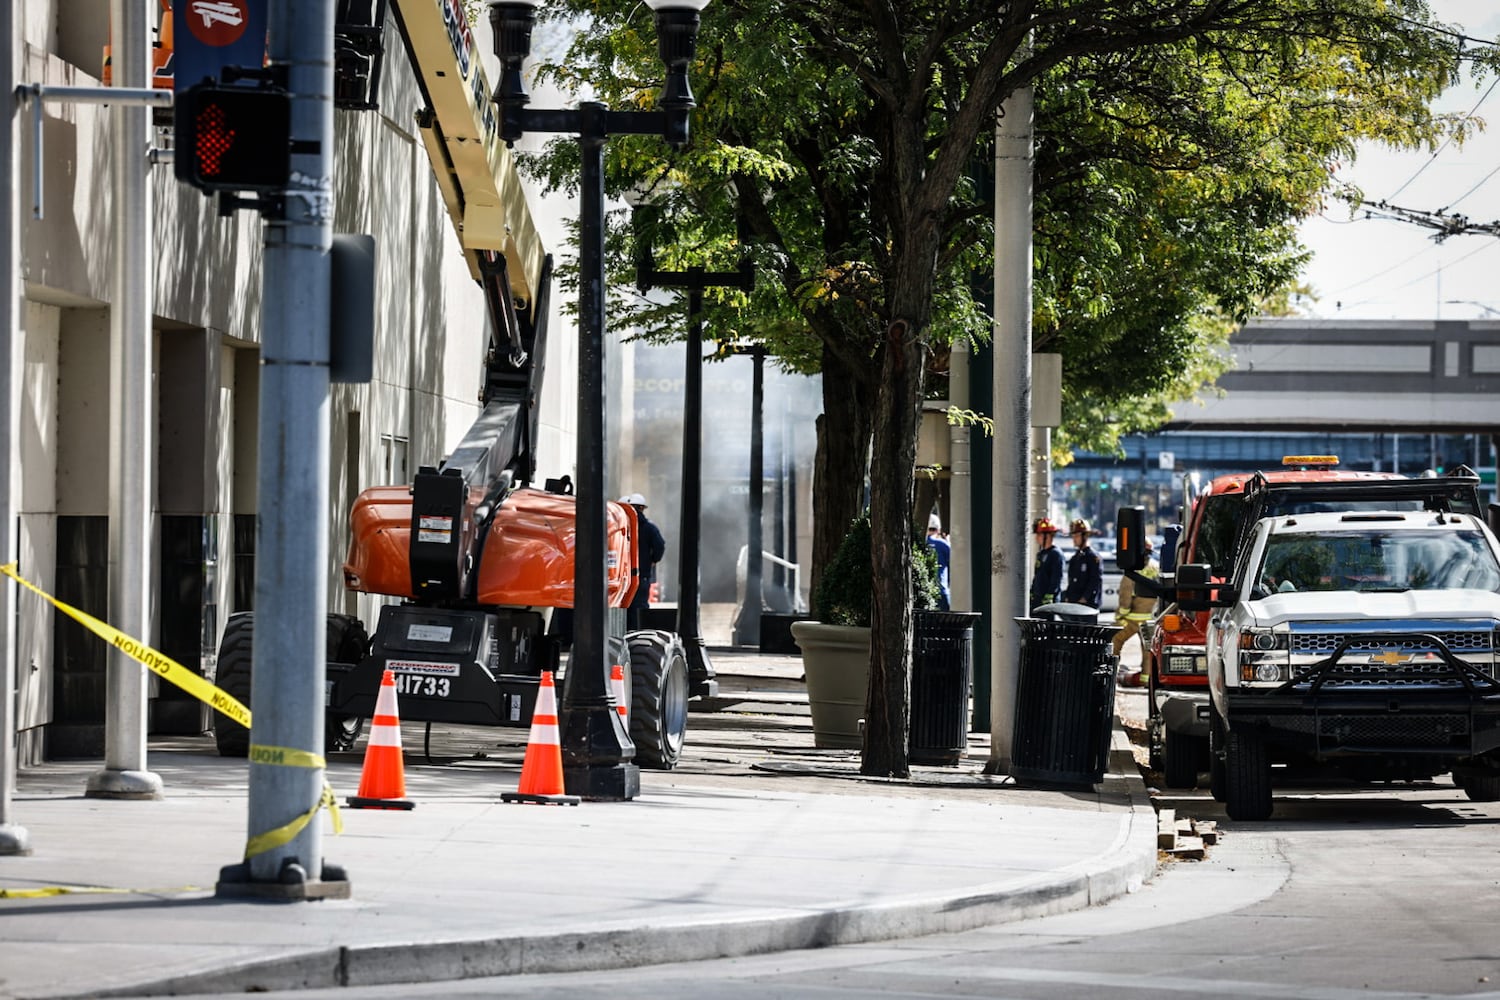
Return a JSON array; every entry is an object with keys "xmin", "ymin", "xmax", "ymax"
[{"xmin": 790, "ymin": 621, "xmax": 871, "ymax": 749}]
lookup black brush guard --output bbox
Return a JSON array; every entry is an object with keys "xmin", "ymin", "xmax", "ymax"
[{"xmin": 1226, "ymin": 632, "xmax": 1500, "ymax": 759}]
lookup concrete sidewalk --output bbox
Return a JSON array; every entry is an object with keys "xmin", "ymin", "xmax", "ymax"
[{"xmin": 0, "ymin": 650, "xmax": 1156, "ymax": 1000}]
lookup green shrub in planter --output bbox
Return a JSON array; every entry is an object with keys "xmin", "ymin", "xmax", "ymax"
[{"xmin": 814, "ymin": 513, "xmax": 941, "ymax": 627}]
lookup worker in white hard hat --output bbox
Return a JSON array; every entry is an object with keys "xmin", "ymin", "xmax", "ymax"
[{"xmin": 619, "ymin": 493, "xmax": 665, "ymax": 630}]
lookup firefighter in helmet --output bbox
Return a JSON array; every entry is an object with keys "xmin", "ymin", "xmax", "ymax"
[
  {"xmin": 1064, "ymin": 518, "xmax": 1103, "ymax": 609},
  {"xmin": 1029, "ymin": 517, "xmax": 1063, "ymax": 613}
]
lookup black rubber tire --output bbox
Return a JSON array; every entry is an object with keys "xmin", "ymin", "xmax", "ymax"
[
  {"xmin": 325, "ymin": 614, "xmax": 369, "ymax": 752},
  {"xmin": 1163, "ymin": 729, "xmax": 1203, "ymax": 790},
  {"xmin": 213, "ymin": 614, "xmax": 255, "ymax": 757},
  {"xmin": 1146, "ymin": 664, "xmax": 1164, "ymax": 773},
  {"xmin": 212, "ymin": 612, "xmax": 370, "ymax": 757},
  {"xmin": 1224, "ymin": 726, "xmax": 1274, "ymax": 821},
  {"xmin": 1208, "ymin": 704, "xmax": 1227, "ymax": 803},
  {"xmin": 626, "ymin": 630, "xmax": 690, "ymax": 770},
  {"xmin": 1459, "ymin": 772, "xmax": 1500, "ymax": 802}
]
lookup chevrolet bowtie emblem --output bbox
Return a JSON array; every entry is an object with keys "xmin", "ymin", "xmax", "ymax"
[{"xmin": 1370, "ymin": 650, "xmax": 1413, "ymax": 666}]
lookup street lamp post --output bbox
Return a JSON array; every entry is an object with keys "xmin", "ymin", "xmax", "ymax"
[
  {"xmin": 488, "ymin": 0, "xmax": 709, "ymax": 800},
  {"xmin": 636, "ymin": 237, "xmax": 753, "ymax": 693}
]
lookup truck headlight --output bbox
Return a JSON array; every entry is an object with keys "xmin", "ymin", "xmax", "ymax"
[
  {"xmin": 1240, "ymin": 627, "xmax": 1288, "ymax": 683},
  {"xmin": 1246, "ymin": 627, "xmax": 1284, "ymax": 652}
]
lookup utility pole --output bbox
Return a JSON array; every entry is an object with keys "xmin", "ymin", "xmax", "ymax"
[
  {"xmin": 948, "ymin": 339, "xmax": 971, "ymax": 614},
  {"xmin": 87, "ymin": 0, "xmax": 163, "ymax": 803},
  {"xmin": 987, "ymin": 80, "xmax": 1033, "ymax": 773},
  {"xmin": 217, "ymin": 0, "xmax": 346, "ymax": 900},
  {"xmin": 0, "ymin": 0, "xmax": 30, "ymax": 856}
]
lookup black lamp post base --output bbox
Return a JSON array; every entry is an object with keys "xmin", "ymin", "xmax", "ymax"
[
  {"xmin": 560, "ymin": 704, "xmax": 641, "ymax": 800},
  {"xmin": 563, "ymin": 762, "xmax": 641, "ymax": 800},
  {"xmin": 684, "ymin": 635, "xmax": 718, "ymax": 698}
]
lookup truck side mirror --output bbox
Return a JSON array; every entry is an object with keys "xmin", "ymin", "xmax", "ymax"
[
  {"xmin": 1116, "ymin": 505, "xmax": 1147, "ymax": 572},
  {"xmin": 1176, "ymin": 562, "xmax": 1212, "ymax": 612},
  {"xmin": 1489, "ymin": 502, "xmax": 1500, "ymax": 538}
]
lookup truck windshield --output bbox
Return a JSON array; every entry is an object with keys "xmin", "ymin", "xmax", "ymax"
[
  {"xmin": 1196, "ymin": 495, "xmax": 1433, "ymax": 579},
  {"xmin": 1256, "ymin": 529, "xmax": 1500, "ymax": 594}
]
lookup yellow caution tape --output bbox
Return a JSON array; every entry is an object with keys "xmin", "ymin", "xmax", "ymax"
[
  {"xmin": 0, "ymin": 883, "xmax": 202, "ymax": 899},
  {"xmin": 250, "ymin": 744, "xmax": 326, "ymax": 770},
  {"xmin": 243, "ymin": 757, "xmax": 344, "ymax": 861},
  {"xmin": 0, "ymin": 562, "xmax": 250, "ymax": 730},
  {"xmin": 0, "ymin": 563, "xmax": 346, "ymax": 870}
]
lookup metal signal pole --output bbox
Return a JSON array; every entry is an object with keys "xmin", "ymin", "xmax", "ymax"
[{"xmin": 216, "ymin": 0, "xmax": 346, "ymax": 900}]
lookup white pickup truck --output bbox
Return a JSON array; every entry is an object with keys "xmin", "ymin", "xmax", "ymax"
[{"xmin": 1196, "ymin": 509, "xmax": 1500, "ymax": 820}]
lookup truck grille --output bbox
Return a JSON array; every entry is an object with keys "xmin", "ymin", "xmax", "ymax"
[
  {"xmin": 1285, "ymin": 629, "xmax": 1498, "ymax": 689},
  {"xmin": 1290, "ymin": 632, "xmax": 1490, "ymax": 654}
]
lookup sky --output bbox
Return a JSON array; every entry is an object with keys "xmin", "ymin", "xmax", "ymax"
[{"xmin": 1295, "ymin": 1, "xmax": 1500, "ymax": 320}]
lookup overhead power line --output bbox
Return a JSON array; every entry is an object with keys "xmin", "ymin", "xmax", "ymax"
[
  {"xmin": 1387, "ymin": 76, "xmax": 1500, "ymax": 201},
  {"xmin": 1344, "ymin": 196, "xmax": 1500, "ymax": 243}
]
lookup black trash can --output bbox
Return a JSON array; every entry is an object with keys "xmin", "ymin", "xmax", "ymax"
[
  {"xmin": 1010, "ymin": 609, "xmax": 1119, "ymax": 787},
  {"xmin": 910, "ymin": 611, "xmax": 980, "ymax": 765}
]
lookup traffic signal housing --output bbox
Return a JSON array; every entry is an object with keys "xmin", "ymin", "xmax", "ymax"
[{"xmin": 175, "ymin": 82, "xmax": 292, "ymax": 193}]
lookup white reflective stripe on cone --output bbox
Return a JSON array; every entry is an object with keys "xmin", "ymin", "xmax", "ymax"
[{"xmin": 367, "ymin": 724, "xmax": 402, "ymax": 748}]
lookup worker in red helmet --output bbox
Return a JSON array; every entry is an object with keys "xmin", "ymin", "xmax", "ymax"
[{"xmin": 1029, "ymin": 517, "xmax": 1063, "ymax": 613}]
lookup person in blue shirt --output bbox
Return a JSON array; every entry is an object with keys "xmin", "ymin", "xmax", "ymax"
[
  {"xmin": 1030, "ymin": 517, "xmax": 1063, "ymax": 612},
  {"xmin": 1064, "ymin": 517, "xmax": 1103, "ymax": 609},
  {"xmin": 925, "ymin": 513, "xmax": 951, "ymax": 610}
]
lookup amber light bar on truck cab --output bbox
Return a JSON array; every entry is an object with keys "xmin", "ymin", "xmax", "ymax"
[{"xmin": 1281, "ymin": 455, "xmax": 1339, "ymax": 469}]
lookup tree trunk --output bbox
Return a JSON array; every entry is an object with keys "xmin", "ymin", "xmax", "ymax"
[
  {"xmin": 862, "ymin": 317, "xmax": 927, "ymax": 778},
  {"xmin": 809, "ymin": 343, "xmax": 873, "ymax": 616}
]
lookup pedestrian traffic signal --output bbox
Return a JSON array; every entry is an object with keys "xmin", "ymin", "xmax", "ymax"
[{"xmin": 174, "ymin": 82, "xmax": 291, "ymax": 193}]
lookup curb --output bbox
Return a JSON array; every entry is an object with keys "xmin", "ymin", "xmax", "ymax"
[{"xmin": 66, "ymin": 728, "xmax": 1158, "ymax": 999}]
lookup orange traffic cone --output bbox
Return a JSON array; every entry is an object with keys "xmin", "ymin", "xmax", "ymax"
[
  {"xmin": 501, "ymin": 670, "xmax": 580, "ymax": 805},
  {"xmin": 610, "ymin": 663, "xmax": 629, "ymax": 725},
  {"xmin": 347, "ymin": 669, "xmax": 414, "ymax": 810}
]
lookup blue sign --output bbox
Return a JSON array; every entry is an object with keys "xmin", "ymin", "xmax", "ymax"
[{"xmin": 173, "ymin": 0, "xmax": 270, "ymax": 91}]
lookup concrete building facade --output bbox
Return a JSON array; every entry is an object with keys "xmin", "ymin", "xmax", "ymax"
[{"xmin": 9, "ymin": 4, "xmax": 579, "ymax": 765}]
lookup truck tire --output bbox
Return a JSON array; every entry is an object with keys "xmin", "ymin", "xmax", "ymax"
[
  {"xmin": 213, "ymin": 614, "xmax": 255, "ymax": 757},
  {"xmin": 325, "ymin": 614, "xmax": 369, "ymax": 753},
  {"xmin": 1458, "ymin": 772, "xmax": 1500, "ymax": 802},
  {"xmin": 211, "ymin": 612, "xmax": 370, "ymax": 757},
  {"xmin": 626, "ymin": 630, "xmax": 689, "ymax": 770},
  {"xmin": 1208, "ymin": 704, "xmax": 1227, "ymax": 802},
  {"xmin": 1224, "ymin": 726, "xmax": 1273, "ymax": 821},
  {"xmin": 1163, "ymin": 729, "xmax": 1202, "ymax": 790}
]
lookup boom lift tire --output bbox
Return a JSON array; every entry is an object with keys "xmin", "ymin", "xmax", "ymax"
[
  {"xmin": 212, "ymin": 612, "xmax": 370, "ymax": 757},
  {"xmin": 1224, "ymin": 725, "xmax": 1273, "ymax": 821},
  {"xmin": 626, "ymin": 630, "xmax": 689, "ymax": 770},
  {"xmin": 213, "ymin": 614, "xmax": 254, "ymax": 757},
  {"xmin": 324, "ymin": 614, "xmax": 369, "ymax": 752}
]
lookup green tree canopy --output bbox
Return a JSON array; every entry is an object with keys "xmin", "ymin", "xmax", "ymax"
[{"xmin": 520, "ymin": 0, "xmax": 1493, "ymax": 775}]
